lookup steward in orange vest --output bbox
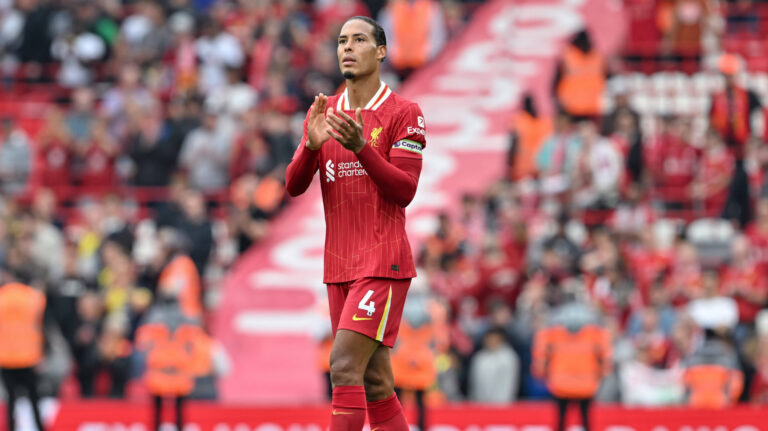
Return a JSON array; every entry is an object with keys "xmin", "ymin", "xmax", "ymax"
[
  {"xmin": 0, "ymin": 270, "xmax": 47, "ymax": 431},
  {"xmin": 533, "ymin": 303, "xmax": 612, "ymax": 431},
  {"xmin": 136, "ymin": 293, "xmax": 211, "ymax": 431},
  {"xmin": 508, "ymin": 94, "xmax": 552, "ymax": 181},
  {"xmin": 553, "ymin": 30, "xmax": 607, "ymax": 119},
  {"xmin": 381, "ymin": 0, "xmax": 445, "ymax": 76},
  {"xmin": 682, "ymin": 328, "xmax": 743, "ymax": 408},
  {"xmin": 391, "ymin": 306, "xmax": 436, "ymax": 431}
]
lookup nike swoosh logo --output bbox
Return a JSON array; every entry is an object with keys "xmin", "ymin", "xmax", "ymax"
[
  {"xmin": 332, "ymin": 410, "xmax": 353, "ymax": 415},
  {"xmin": 352, "ymin": 314, "xmax": 373, "ymax": 321}
]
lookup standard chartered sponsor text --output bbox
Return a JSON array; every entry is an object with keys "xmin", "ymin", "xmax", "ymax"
[{"xmin": 336, "ymin": 160, "xmax": 368, "ymax": 178}]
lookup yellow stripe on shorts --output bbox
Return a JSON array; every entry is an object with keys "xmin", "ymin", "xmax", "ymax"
[{"xmin": 375, "ymin": 286, "xmax": 393, "ymax": 342}]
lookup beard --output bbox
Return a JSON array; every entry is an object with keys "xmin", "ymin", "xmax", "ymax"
[{"xmin": 342, "ymin": 71, "xmax": 355, "ymax": 80}]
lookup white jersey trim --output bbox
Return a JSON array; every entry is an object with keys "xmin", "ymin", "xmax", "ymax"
[{"xmin": 337, "ymin": 81, "xmax": 391, "ymax": 111}]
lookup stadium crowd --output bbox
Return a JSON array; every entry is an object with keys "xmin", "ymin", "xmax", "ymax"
[
  {"xmin": 0, "ymin": 0, "xmax": 472, "ymax": 404},
  {"xmin": 398, "ymin": 0, "xmax": 768, "ymax": 411}
]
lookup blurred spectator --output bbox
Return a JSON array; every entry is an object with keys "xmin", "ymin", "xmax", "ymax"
[
  {"xmin": 195, "ymin": 16, "xmax": 244, "ymax": 94},
  {"xmin": 95, "ymin": 314, "xmax": 132, "ymax": 398},
  {"xmin": 604, "ymin": 89, "xmax": 643, "ymax": 185},
  {"xmin": 745, "ymin": 198, "xmax": 768, "ymax": 274},
  {"xmin": 78, "ymin": 118, "xmax": 118, "ymax": 190},
  {"xmin": 631, "ymin": 308, "xmax": 673, "ymax": 368},
  {"xmin": 16, "ymin": 0, "xmax": 55, "ymax": 71},
  {"xmin": 710, "ymin": 53, "xmax": 763, "ymax": 227},
  {"xmin": 645, "ymin": 115, "xmax": 699, "ymax": 211},
  {"xmin": 37, "ymin": 107, "xmax": 73, "ymax": 194},
  {"xmin": 72, "ymin": 291, "xmax": 103, "ymax": 397},
  {"xmin": 179, "ymin": 108, "xmax": 234, "ymax": 191},
  {"xmin": 29, "ymin": 189, "xmax": 65, "ymax": 283},
  {"xmin": 50, "ymin": 242, "xmax": 91, "ymax": 355},
  {"xmin": 66, "ymin": 86, "xmax": 97, "ymax": 143},
  {"xmin": 665, "ymin": 240, "xmax": 704, "ymax": 307},
  {"xmin": 602, "ymin": 82, "xmax": 641, "ymax": 138},
  {"xmin": 610, "ymin": 184, "xmax": 657, "ymax": 237},
  {"xmin": 721, "ymin": 236, "xmax": 767, "ymax": 334},
  {"xmin": 468, "ymin": 326, "xmax": 520, "ymax": 403},
  {"xmin": 540, "ymin": 215, "xmax": 582, "ymax": 277},
  {"xmin": 0, "ymin": 116, "xmax": 32, "ymax": 197},
  {"xmin": 174, "ymin": 189, "xmax": 213, "ymax": 276},
  {"xmin": 206, "ymin": 67, "xmax": 257, "ymax": 123},
  {"xmin": 379, "ymin": 0, "xmax": 446, "ymax": 80},
  {"xmin": 553, "ymin": 29, "xmax": 607, "ymax": 120},
  {"xmin": 507, "ymin": 94, "xmax": 552, "ymax": 182},
  {"xmin": 687, "ymin": 269, "xmax": 738, "ymax": 332},
  {"xmin": 101, "ymin": 63, "xmax": 155, "ymax": 140},
  {"xmin": 536, "ymin": 112, "xmax": 582, "ymax": 197},
  {"xmin": 126, "ymin": 102, "xmax": 183, "ymax": 187},
  {"xmin": 50, "ymin": 15, "xmax": 107, "ymax": 88},
  {"xmin": 658, "ymin": 0, "xmax": 718, "ymax": 57},
  {"xmin": 118, "ymin": 1, "xmax": 171, "ymax": 65},
  {"xmin": 619, "ymin": 340, "xmax": 684, "ymax": 406},
  {"xmin": 574, "ymin": 121, "xmax": 623, "ymax": 210},
  {"xmin": 693, "ymin": 129, "xmax": 734, "ymax": 216},
  {"xmin": 230, "ymin": 109, "xmax": 272, "ymax": 180}
]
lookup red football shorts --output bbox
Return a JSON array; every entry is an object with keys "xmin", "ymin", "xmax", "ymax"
[{"xmin": 327, "ymin": 277, "xmax": 410, "ymax": 348}]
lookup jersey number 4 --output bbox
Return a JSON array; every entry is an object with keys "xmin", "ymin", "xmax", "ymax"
[{"xmin": 358, "ymin": 290, "xmax": 376, "ymax": 316}]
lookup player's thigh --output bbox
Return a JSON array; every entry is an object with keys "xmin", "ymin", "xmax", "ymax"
[
  {"xmin": 338, "ymin": 278, "xmax": 410, "ymax": 347},
  {"xmin": 326, "ymin": 282, "xmax": 350, "ymax": 336},
  {"xmin": 329, "ymin": 329, "xmax": 381, "ymax": 379}
]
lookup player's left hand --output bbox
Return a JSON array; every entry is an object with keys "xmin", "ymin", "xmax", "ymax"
[{"xmin": 326, "ymin": 108, "xmax": 366, "ymax": 153}]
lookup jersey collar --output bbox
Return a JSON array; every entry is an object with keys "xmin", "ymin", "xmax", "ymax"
[{"xmin": 337, "ymin": 81, "xmax": 391, "ymax": 111}]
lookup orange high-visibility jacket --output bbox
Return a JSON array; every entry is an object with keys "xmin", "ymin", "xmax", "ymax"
[
  {"xmin": 136, "ymin": 322, "xmax": 210, "ymax": 396},
  {"xmin": 533, "ymin": 324, "xmax": 612, "ymax": 399},
  {"xmin": 0, "ymin": 283, "xmax": 46, "ymax": 368},
  {"xmin": 683, "ymin": 364, "xmax": 743, "ymax": 408},
  {"xmin": 556, "ymin": 46, "xmax": 606, "ymax": 116},
  {"xmin": 388, "ymin": 0, "xmax": 437, "ymax": 70}
]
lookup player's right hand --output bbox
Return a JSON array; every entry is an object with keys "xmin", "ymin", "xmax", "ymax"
[{"xmin": 307, "ymin": 94, "xmax": 331, "ymax": 150}]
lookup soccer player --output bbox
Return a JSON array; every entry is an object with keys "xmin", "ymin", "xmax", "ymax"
[{"xmin": 285, "ymin": 16, "xmax": 426, "ymax": 431}]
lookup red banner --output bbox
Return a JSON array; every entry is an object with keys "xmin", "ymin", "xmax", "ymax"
[{"xmin": 49, "ymin": 401, "xmax": 765, "ymax": 431}]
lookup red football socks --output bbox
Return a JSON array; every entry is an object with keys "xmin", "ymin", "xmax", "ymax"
[
  {"xmin": 367, "ymin": 393, "xmax": 409, "ymax": 431},
  {"xmin": 331, "ymin": 386, "xmax": 367, "ymax": 430}
]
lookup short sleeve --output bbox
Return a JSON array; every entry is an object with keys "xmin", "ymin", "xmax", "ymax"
[{"xmin": 390, "ymin": 103, "xmax": 426, "ymax": 160}]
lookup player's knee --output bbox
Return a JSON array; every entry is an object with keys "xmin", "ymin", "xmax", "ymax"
[
  {"xmin": 329, "ymin": 355, "xmax": 363, "ymax": 386},
  {"xmin": 363, "ymin": 367, "xmax": 393, "ymax": 400}
]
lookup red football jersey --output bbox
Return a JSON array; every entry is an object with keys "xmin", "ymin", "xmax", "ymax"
[
  {"xmin": 721, "ymin": 262, "xmax": 766, "ymax": 323},
  {"xmin": 298, "ymin": 82, "xmax": 426, "ymax": 283}
]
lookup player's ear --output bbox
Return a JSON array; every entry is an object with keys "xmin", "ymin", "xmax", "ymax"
[{"xmin": 377, "ymin": 45, "xmax": 387, "ymax": 63}]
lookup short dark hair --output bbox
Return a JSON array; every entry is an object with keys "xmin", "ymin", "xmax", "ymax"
[{"xmin": 346, "ymin": 16, "xmax": 387, "ymax": 48}]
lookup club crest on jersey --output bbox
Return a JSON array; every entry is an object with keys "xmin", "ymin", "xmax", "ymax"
[{"xmin": 370, "ymin": 126, "xmax": 383, "ymax": 148}]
